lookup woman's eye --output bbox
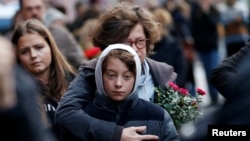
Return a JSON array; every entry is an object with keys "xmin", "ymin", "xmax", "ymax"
[
  {"xmin": 20, "ymin": 50, "xmax": 28, "ymax": 54},
  {"xmin": 36, "ymin": 45, "xmax": 43, "ymax": 49},
  {"xmin": 138, "ymin": 39, "xmax": 146, "ymax": 43},
  {"xmin": 138, "ymin": 39, "xmax": 144, "ymax": 42}
]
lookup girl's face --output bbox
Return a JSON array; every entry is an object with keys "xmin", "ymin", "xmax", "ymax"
[
  {"xmin": 103, "ymin": 57, "xmax": 135, "ymax": 101},
  {"xmin": 125, "ymin": 23, "xmax": 147, "ymax": 62},
  {"xmin": 17, "ymin": 33, "xmax": 52, "ymax": 76}
]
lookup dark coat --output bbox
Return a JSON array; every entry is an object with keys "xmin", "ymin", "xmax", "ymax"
[
  {"xmin": 190, "ymin": 1, "xmax": 220, "ymax": 51},
  {"xmin": 210, "ymin": 39, "xmax": 250, "ymax": 100},
  {"xmin": 84, "ymin": 93, "xmax": 179, "ymax": 141},
  {"xmin": 0, "ymin": 65, "xmax": 57, "ymax": 141}
]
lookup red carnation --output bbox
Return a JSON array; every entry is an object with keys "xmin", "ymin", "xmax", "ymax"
[
  {"xmin": 196, "ymin": 88, "xmax": 206, "ymax": 96},
  {"xmin": 178, "ymin": 88, "xmax": 189, "ymax": 96},
  {"xmin": 168, "ymin": 82, "xmax": 175, "ymax": 87},
  {"xmin": 168, "ymin": 82, "xmax": 179, "ymax": 91}
]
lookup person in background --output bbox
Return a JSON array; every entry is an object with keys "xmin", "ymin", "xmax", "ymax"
[
  {"xmin": 189, "ymin": 0, "xmax": 220, "ymax": 106},
  {"xmin": 16, "ymin": 0, "xmax": 87, "ymax": 69},
  {"xmin": 0, "ymin": 36, "xmax": 57, "ymax": 141},
  {"xmin": 43, "ymin": 7, "xmax": 67, "ymax": 27},
  {"xmin": 163, "ymin": 0, "xmax": 196, "ymax": 95},
  {"xmin": 68, "ymin": 0, "xmax": 101, "ymax": 42},
  {"xmin": 77, "ymin": 18, "xmax": 101, "ymax": 59},
  {"xmin": 149, "ymin": 7, "xmax": 188, "ymax": 87},
  {"xmin": 55, "ymin": 2, "xmax": 177, "ymax": 141},
  {"xmin": 217, "ymin": 0, "xmax": 249, "ymax": 57},
  {"xmin": 11, "ymin": 19, "xmax": 77, "ymax": 139}
]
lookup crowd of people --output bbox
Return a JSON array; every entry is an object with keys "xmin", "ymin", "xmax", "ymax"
[{"xmin": 0, "ymin": 0, "xmax": 249, "ymax": 140}]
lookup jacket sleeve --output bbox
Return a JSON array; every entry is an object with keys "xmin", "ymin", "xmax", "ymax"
[
  {"xmin": 210, "ymin": 40, "xmax": 250, "ymax": 99},
  {"xmin": 160, "ymin": 111, "xmax": 180, "ymax": 141},
  {"xmin": 55, "ymin": 68, "xmax": 121, "ymax": 140}
]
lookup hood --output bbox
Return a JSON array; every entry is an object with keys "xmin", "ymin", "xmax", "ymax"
[{"xmin": 95, "ymin": 44, "xmax": 141, "ymax": 97}]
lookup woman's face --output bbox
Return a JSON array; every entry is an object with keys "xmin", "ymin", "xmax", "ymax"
[
  {"xmin": 125, "ymin": 23, "xmax": 147, "ymax": 62},
  {"xmin": 17, "ymin": 33, "xmax": 52, "ymax": 76}
]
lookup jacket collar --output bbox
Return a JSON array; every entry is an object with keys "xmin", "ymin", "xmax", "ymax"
[
  {"xmin": 146, "ymin": 58, "xmax": 177, "ymax": 86},
  {"xmin": 93, "ymin": 93, "xmax": 139, "ymax": 113}
]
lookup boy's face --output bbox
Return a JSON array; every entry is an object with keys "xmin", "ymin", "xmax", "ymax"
[{"xmin": 103, "ymin": 57, "xmax": 135, "ymax": 101}]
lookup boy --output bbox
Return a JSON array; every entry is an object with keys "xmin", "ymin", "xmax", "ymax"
[{"xmin": 83, "ymin": 44, "xmax": 180, "ymax": 141}]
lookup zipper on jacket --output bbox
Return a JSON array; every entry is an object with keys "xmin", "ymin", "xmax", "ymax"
[{"xmin": 115, "ymin": 104, "xmax": 122, "ymax": 123}]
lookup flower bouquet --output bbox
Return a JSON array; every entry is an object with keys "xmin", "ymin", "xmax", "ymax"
[{"xmin": 155, "ymin": 82, "xmax": 206, "ymax": 129}]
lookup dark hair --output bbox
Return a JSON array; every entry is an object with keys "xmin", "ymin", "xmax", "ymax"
[
  {"xmin": 102, "ymin": 49, "xmax": 136, "ymax": 76},
  {"xmin": 92, "ymin": 2, "xmax": 161, "ymax": 55}
]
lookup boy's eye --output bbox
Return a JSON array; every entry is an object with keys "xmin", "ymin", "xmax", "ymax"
[
  {"xmin": 124, "ymin": 74, "xmax": 133, "ymax": 80},
  {"xmin": 106, "ymin": 73, "xmax": 116, "ymax": 79},
  {"xmin": 108, "ymin": 74, "xmax": 115, "ymax": 77},
  {"xmin": 124, "ymin": 75, "xmax": 130, "ymax": 78}
]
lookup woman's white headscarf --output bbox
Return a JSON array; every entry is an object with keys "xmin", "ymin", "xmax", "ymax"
[{"xmin": 95, "ymin": 44, "xmax": 141, "ymax": 97}]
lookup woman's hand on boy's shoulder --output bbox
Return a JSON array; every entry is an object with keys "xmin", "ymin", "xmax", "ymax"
[{"xmin": 121, "ymin": 126, "xmax": 159, "ymax": 141}]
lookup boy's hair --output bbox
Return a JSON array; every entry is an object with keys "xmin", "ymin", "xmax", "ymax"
[{"xmin": 102, "ymin": 49, "xmax": 136, "ymax": 75}]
